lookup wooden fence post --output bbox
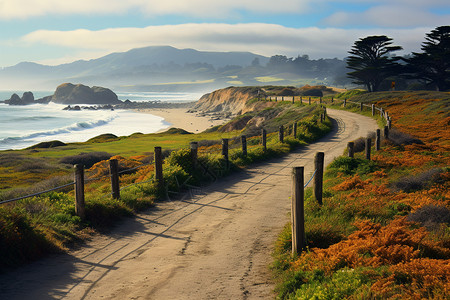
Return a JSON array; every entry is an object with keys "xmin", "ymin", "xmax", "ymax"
[
  {"xmin": 292, "ymin": 96, "xmax": 295, "ymax": 104},
  {"xmin": 319, "ymin": 97, "xmax": 322, "ymax": 104},
  {"xmin": 109, "ymin": 159, "xmax": 120, "ymax": 199},
  {"xmin": 348, "ymin": 142, "xmax": 354, "ymax": 158},
  {"xmin": 309, "ymin": 97, "xmax": 311, "ymax": 105},
  {"xmin": 344, "ymin": 98, "xmax": 347, "ymax": 107},
  {"xmin": 222, "ymin": 138, "xmax": 229, "ymax": 169},
  {"xmin": 331, "ymin": 97, "xmax": 334, "ymax": 103},
  {"xmin": 384, "ymin": 126, "xmax": 389, "ymax": 139},
  {"xmin": 300, "ymin": 96, "xmax": 302, "ymax": 103},
  {"xmin": 365, "ymin": 138, "xmax": 371, "ymax": 160},
  {"xmin": 241, "ymin": 135, "xmax": 247, "ymax": 156},
  {"xmin": 279, "ymin": 125, "xmax": 284, "ymax": 143},
  {"xmin": 360, "ymin": 102, "xmax": 363, "ymax": 111},
  {"xmin": 154, "ymin": 146, "xmax": 164, "ymax": 190},
  {"xmin": 262, "ymin": 129, "xmax": 267, "ymax": 151},
  {"xmin": 190, "ymin": 142, "xmax": 198, "ymax": 169},
  {"xmin": 293, "ymin": 122, "xmax": 297, "ymax": 138},
  {"xmin": 314, "ymin": 152, "xmax": 324, "ymax": 205},
  {"xmin": 376, "ymin": 129, "xmax": 381, "ymax": 151},
  {"xmin": 74, "ymin": 164, "xmax": 86, "ymax": 219},
  {"xmin": 291, "ymin": 167, "xmax": 305, "ymax": 255},
  {"xmin": 371, "ymin": 104, "xmax": 375, "ymax": 116}
]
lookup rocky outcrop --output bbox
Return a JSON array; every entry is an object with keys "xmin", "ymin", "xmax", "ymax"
[
  {"xmin": 6, "ymin": 92, "xmax": 36, "ymax": 105},
  {"xmin": 52, "ymin": 83, "xmax": 121, "ymax": 105}
]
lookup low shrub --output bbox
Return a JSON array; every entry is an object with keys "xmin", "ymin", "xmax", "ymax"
[
  {"xmin": 391, "ymin": 168, "xmax": 443, "ymax": 193},
  {"xmin": 328, "ymin": 156, "xmax": 378, "ymax": 176},
  {"xmin": 408, "ymin": 205, "xmax": 450, "ymax": 230},
  {"xmin": 60, "ymin": 152, "xmax": 113, "ymax": 168},
  {"xmin": 387, "ymin": 129, "xmax": 424, "ymax": 146}
]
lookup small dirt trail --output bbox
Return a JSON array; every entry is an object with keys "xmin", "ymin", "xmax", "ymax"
[{"xmin": 0, "ymin": 109, "xmax": 377, "ymax": 300}]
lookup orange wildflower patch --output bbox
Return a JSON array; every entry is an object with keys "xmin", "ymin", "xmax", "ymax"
[
  {"xmin": 332, "ymin": 175, "xmax": 369, "ymax": 191},
  {"xmin": 371, "ymin": 258, "xmax": 450, "ymax": 299},
  {"xmin": 294, "ymin": 218, "xmax": 449, "ymax": 275}
]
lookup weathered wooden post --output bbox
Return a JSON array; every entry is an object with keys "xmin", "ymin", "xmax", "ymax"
[
  {"xmin": 262, "ymin": 129, "xmax": 267, "ymax": 151},
  {"xmin": 292, "ymin": 96, "xmax": 295, "ymax": 104},
  {"xmin": 319, "ymin": 97, "xmax": 322, "ymax": 104},
  {"xmin": 279, "ymin": 125, "xmax": 284, "ymax": 143},
  {"xmin": 376, "ymin": 129, "xmax": 381, "ymax": 151},
  {"xmin": 308, "ymin": 97, "xmax": 311, "ymax": 105},
  {"xmin": 241, "ymin": 135, "xmax": 247, "ymax": 156},
  {"xmin": 331, "ymin": 97, "xmax": 334, "ymax": 103},
  {"xmin": 365, "ymin": 138, "xmax": 372, "ymax": 160},
  {"xmin": 74, "ymin": 164, "xmax": 86, "ymax": 219},
  {"xmin": 300, "ymin": 96, "xmax": 303, "ymax": 103},
  {"xmin": 154, "ymin": 147, "xmax": 164, "ymax": 190},
  {"xmin": 344, "ymin": 98, "xmax": 347, "ymax": 107},
  {"xmin": 109, "ymin": 159, "xmax": 120, "ymax": 199},
  {"xmin": 293, "ymin": 122, "xmax": 297, "ymax": 138},
  {"xmin": 371, "ymin": 104, "xmax": 375, "ymax": 116},
  {"xmin": 348, "ymin": 142, "xmax": 355, "ymax": 158},
  {"xmin": 291, "ymin": 167, "xmax": 305, "ymax": 255},
  {"xmin": 314, "ymin": 152, "xmax": 324, "ymax": 205},
  {"xmin": 360, "ymin": 102, "xmax": 363, "ymax": 111},
  {"xmin": 384, "ymin": 126, "xmax": 389, "ymax": 140},
  {"xmin": 190, "ymin": 142, "xmax": 198, "ymax": 169},
  {"xmin": 222, "ymin": 138, "xmax": 229, "ymax": 169}
]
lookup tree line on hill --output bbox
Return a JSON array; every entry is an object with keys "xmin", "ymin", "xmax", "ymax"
[{"xmin": 346, "ymin": 25, "xmax": 449, "ymax": 92}]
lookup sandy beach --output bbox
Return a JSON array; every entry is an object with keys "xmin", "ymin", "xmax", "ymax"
[{"xmin": 135, "ymin": 108, "xmax": 227, "ymax": 133}]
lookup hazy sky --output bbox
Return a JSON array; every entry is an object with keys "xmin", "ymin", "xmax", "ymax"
[{"xmin": 0, "ymin": 0, "xmax": 448, "ymax": 67}]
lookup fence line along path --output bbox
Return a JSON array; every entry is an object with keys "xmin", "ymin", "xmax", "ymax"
[{"xmin": 0, "ymin": 109, "xmax": 378, "ymax": 300}]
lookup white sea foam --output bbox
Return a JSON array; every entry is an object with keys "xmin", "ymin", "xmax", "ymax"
[{"xmin": 0, "ymin": 93, "xmax": 184, "ymax": 150}]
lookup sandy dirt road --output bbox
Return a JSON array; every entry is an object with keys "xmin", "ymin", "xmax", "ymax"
[{"xmin": 0, "ymin": 109, "xmax": 377, "ymax": 300}]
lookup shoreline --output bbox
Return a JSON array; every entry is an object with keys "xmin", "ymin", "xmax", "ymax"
[{"xmin": 134, "ymin": 108, "xmax": 227, "ymax": 133}]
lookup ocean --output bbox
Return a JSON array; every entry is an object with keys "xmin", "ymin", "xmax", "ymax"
[{"xmin": 0, "ymin": 91, "xmax": 203, "ymax": 151}]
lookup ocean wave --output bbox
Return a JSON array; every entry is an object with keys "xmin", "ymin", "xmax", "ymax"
[{"xmin": 0, "ymin": 115, "xmax": 117, "ymax": 145}]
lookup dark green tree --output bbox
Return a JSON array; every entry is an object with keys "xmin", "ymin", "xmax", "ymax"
[
  {"xmin": 404, "ymin": 26, "xmax": 450, "ymax": 91},
  {"xmin": 346, "ymin": 35, "xmax": 403, "ymax": 92}
]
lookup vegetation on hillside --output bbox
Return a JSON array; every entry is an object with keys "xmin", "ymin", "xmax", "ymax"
[{"xmin": 272, "ymin": 90, "xmax": 449, "ymax": 299}]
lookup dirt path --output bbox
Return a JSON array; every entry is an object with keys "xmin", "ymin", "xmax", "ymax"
[{"xmin": 0, "ymin": 109, "xmax": 377, "ymax": 300}]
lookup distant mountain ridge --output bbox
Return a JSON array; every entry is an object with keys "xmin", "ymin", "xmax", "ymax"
[{"xmin": 0, "ymin": 46, "xmax": 346, "ymax": 92}]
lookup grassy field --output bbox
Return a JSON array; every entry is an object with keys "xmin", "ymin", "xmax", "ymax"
[
  {"xmin": 272, "ymin": 90, "xmax": 450, "ymax": 299},
  {"xmin": 0, "ymin": 99, "xmax": 331, "ymax": 271}
]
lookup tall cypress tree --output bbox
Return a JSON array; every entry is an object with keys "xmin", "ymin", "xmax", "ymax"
[
  {"xmin": 347, "ymin": 36, "xmax": 403, "ymax": 92},
  {"xmin": 404, "ymin": 26, "xmax": 450, "ymax": 91}
]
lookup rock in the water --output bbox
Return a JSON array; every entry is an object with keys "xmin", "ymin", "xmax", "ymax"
[
  {"xmin": 52, "ymin": 83, "xmax": 121, "ymax": 105},
  {"xmin": 7, "ymin": 92, "xmax": 36, "ymax": 105}
]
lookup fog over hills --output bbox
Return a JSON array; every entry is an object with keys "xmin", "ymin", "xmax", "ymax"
[{"xmin": 0, "ymin": 46, "xmax": 346, "ymax": 92}]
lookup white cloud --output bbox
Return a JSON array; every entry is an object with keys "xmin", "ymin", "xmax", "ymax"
[
  {"xmin": 21, "ymin": 23, "xmax": 431, "ymax": 65},
  {"xmin": 325, "ymin": 0, "xmax": 450, "ymax": 28},
  {"xmin": 0, "ymin": 0, "xmax": 309, "ymax": 19}
]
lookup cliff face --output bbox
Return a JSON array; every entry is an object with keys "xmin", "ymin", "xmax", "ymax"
[{"xmin": 193, "ymin": 86, "xmax": 261, "ymax": 115}]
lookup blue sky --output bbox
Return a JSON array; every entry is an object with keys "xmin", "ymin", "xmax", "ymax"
[{"xmin": 0, "ymin": 0, "xmax": 449, "ymax": 67}]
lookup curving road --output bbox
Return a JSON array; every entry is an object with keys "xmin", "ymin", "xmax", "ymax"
[{"xmin": 0, "ymin": 109, "xmax": 377, "ymax": 300}]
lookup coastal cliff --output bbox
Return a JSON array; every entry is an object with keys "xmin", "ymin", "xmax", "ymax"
[{"xmin": 193, "ymin": 86, "xmax": 261, "ymax": 115}]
